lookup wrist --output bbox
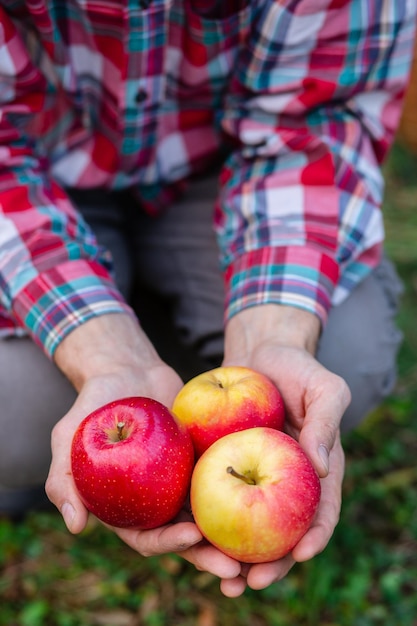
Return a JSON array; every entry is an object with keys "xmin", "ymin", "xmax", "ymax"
[
  {"xmin": 54, "ymin": 313, "xmax": 162, "ymax": 391},
  {"xmin": 224, "ymin": 304, "xmax": 321, "ymax": 362}
]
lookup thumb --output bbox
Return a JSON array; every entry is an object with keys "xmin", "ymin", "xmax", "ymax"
[
  {"xmin": 298, "ymin": 375, "xmax": 351, "ymax": 478},
  {"xmin": 45, "ymin": 419, "xmax": 89, "ymax": 534}
]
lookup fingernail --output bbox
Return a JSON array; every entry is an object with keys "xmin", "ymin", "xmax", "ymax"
[
  {"xmin": 61, "ymin": 502, "xmax": 75, "ymax": 530},
  {"xmin": 318, "ymin": 444, "xmax": 329, "ymax": 474}
]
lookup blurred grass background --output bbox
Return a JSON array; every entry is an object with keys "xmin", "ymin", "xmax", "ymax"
[{"xmin": 1, "ymin": 141, "xmax": 417, "ymax": 626}]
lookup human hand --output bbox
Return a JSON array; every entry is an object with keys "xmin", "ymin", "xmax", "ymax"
[
  {"xmin": 218, "ymin": 305, "xmax": 351, "ymax": 596},
  {"xmin": 45, "ymin": 314, "xmax": 242, "ymax": 587}
]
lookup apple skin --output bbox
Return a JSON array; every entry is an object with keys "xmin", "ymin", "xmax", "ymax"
[
  {"xmin": 190, "ymin": 427, "xmax": 321, "ymax": 563},
  {"xmin": 71, "ymin": 396, "xmax": 195, "ymax": 529},
  {"xmin": 172, "ymin": 366, "xmax": 285, "ymax": 457}
]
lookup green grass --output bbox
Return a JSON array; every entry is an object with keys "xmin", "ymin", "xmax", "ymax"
[{"xmin": 2, "ymin": 143, "xmax": 417, "ymax": 626}]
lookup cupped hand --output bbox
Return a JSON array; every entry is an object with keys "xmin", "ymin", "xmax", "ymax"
[
  {"xmin": 220, "ymin": 429, "xmax": 345, "ymax": 597},
  {"xmin": 45, "ymin": 309, "xmax": 351, "ymax": 597},
  {"xmin": 46, "ymin": 365, "xmax": 242, "ymax": 584},
  {"xmin": 219, "ymin": 305, "xmax": 351, "ymax": 596},
  {"xmin": 45, "ymin": 315, "xmax": 242, "ymax": 588}
]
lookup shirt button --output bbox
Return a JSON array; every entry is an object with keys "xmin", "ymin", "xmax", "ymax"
[{"xmin": 135, "ymin": 89, "xmax": 148, "ymax": 104}]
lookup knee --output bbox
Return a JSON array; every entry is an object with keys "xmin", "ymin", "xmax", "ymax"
[
  {"xmin": 0, "ymin": 446, "xmax": 51, "ymax": 490},
  {"xmin": 339, "ymin": 364, "xmax": 398, "ymax": 432},
  {"xmin": 316, "ymin": 262, "xmax": 403, "ymax": 432},
  {"xmin": 318, "ymin": 325, "xmax": 402, "ymax": 432},
  {"xmin": 0, "ymin": 400, "xmax": 53, "ymax": 488},
  {"xmin": 0, "ymin": 337, "xmax": 77, "ymax": 488}
]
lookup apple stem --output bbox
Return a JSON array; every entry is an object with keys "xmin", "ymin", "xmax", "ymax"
[
  {"xmin": 117, "ymin": 422, "xmax": 126, "ymax": 441},
  {"xmin": 227, "ymin": 466, "xmax": 256, "ymax": 485}
]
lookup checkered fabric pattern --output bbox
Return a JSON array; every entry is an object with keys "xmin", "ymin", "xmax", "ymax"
[{"xmin": 0, "ymin": 0, "xmax": 415, "ymax": 356}]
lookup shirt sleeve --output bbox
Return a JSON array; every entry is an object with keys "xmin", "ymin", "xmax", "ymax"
[
  {"xmin": 216, "ymin": 0, "xmax": 416, "ymax": 326},
  {"xmin": 0, "ymin": 8, "xmax": 134, "ymax": 357}
]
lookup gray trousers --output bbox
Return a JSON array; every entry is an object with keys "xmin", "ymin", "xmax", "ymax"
[{"xmin": 0, "ymin": 175, "xmax": 404, "ymax": 495}]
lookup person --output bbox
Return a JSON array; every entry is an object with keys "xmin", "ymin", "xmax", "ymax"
[{"xmin": 0, "ymin": 0, "xmax": 415, "ymax": 598}]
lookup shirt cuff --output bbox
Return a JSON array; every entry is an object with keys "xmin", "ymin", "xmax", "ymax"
[
  {"xmin": 224, "ymin": 246, "xmax": 339, "ymax": 326},
  {"xmin": 11, "ymin": 259, "xmax": 136, "ymax": 358}
]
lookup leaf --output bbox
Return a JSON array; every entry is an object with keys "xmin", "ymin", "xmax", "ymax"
[{"xmin": 20, "ymin": 600, "xmax": 49, "ymax": 626}]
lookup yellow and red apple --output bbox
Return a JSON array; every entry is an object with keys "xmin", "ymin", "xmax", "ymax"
[
  {"xmin": 172, "ymin": 366, "xmax": 285, "ymax": 457},
  {"xmin": 190, "ymin": 426, "xmax": 321, "ymax": 563}
]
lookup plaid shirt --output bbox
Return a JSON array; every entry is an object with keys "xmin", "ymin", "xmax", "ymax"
[{"xmin": 0, "ymin": 0, "xmax": 415, "ymax": 357}]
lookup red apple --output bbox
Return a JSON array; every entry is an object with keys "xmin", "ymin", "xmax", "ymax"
[
  {"xmin": 190, "ymin": 427, "xmax": 321, "ymax": 563},
  {"xmin": 172, "ymin": 366, "xmax": 285, "ymax": 457},
  {"xmin": 71, "ymin": 396, "xmax": 194, "ymax": 529}
]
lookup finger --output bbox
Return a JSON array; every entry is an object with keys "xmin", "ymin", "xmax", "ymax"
[
  {"xmin": 112, "ymin": 522, "xmax": 203, "ymax": 556},
  {"xmin": 114, "ymin": 525, "xmax": 242, "ymax": 580},
  {"xmin": 180, "ymin": 542, "xmax": 242, "ymax": 580},
  {"xmin": 299, "ymin": 373, "xmax": 350, "ymax": 477},
  {"xmin": 45, "ymin": 420, "xmax": 89, "ymax": 534},
  {"xmin": 245, "ymin": 554, "xmax": 295, "ymax": 590},
  {"xmin": 292, "ymin": 438, "xmax": 345, "ymax": 562},
  {"xmin": 220, "ymin": 575, "xmax": 248, "ymax": 598}
]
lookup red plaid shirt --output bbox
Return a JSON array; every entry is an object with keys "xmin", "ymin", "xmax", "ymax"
[{"xmin": 0, "ymin": 0, "xmax": 415, "ymax": 356}]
